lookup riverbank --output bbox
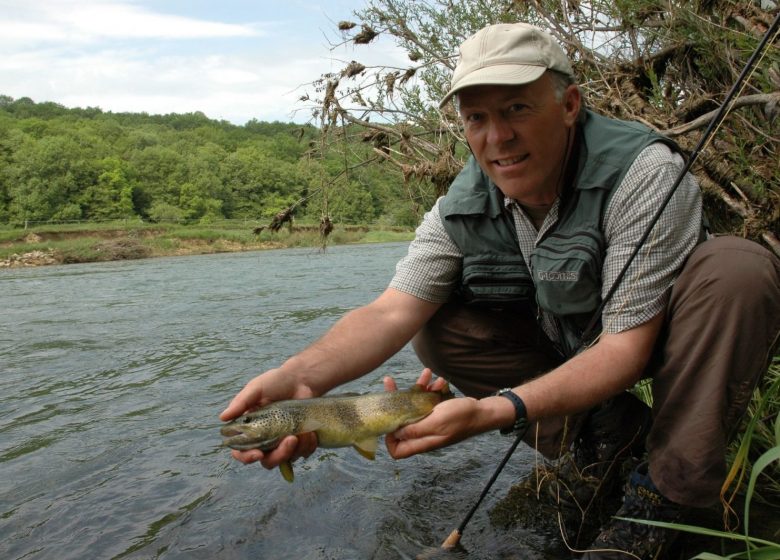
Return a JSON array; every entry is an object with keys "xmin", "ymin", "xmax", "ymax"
[{"xmin": 0, "ymin": 221, "xmax": 415, "ymax": 268}]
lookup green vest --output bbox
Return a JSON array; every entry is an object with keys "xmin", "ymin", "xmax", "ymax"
[{"xmin": 440, "ymin": 110, "xmax": 681, "ymax": 357}]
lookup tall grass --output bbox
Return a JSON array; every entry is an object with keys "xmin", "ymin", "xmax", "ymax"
[{"xmin": 723, "ymin": 356, "xmax": 780, "ymax": 509}]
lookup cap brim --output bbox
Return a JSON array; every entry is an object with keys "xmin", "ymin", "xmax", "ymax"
[{"xmin": 439, "ymin": 64, "xmax": 547, "ymax": 109}]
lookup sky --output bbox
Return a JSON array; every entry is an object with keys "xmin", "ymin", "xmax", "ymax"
[{"xmin": 0, "ymin": 0, "xmax": 407, "ymax": 125}]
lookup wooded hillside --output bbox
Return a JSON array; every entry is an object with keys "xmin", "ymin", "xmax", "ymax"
[{"xmin": 0, "ymin": 96, "xmax": 416, "ymax": 228}]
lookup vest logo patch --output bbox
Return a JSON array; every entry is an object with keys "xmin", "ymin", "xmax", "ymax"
[{"xmin": 538, "ymin": 271, "xmax": 579, "ymax": 282}]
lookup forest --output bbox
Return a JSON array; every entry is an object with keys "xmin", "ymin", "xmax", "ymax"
[{"xmin": 0, "ymin": 95, "xmax": 419, "ymax": 228}]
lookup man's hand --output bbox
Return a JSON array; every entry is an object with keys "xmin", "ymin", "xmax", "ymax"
[
  {"xmin": 219, "ymin": 368, "xmax": 318, "ymax": 468},
  {"xmin": 384, "ymin": 368, "xmax": 497, "ymax": 459}
]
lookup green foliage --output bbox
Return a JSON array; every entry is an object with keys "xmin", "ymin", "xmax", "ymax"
[{"xmin": 0, "ymin": 96, "xmax": 410, "ymax": 228}]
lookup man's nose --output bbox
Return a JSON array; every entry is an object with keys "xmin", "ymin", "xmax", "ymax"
[{"xmin": 486, "ymin": 117, "xmax": 516, "ymax": 144}]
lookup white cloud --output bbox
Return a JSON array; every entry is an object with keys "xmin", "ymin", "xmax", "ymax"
[
  {"xmin": 0, "ymin": 0, "xmax": 411, "ymax": 123},
  {"xmin": 60, "ymin": 3, "xmax": 258, "ymax": 40},
  {"xmin": 0, "ymin": 0, "xmax": 259, "ymax": 45}
]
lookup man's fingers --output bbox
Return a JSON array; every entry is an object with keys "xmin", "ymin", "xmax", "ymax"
[
  {"xmin": 220, "ymin": 383, "xmax": 263, "ymax": 421},
  {"xmin": 430, "ymin": 376, "xmax": 448, "ymax": 392},
  {"xmin": 260, "ymin": 436, "xmax": 299, "ymax": 469},
  {"xmin": 415, "ymin": 368, "xmax": 433, "ymax": 388},
  {"xmin": 384, "ymin": 369, "xmax": 445, "ymax": 395},
  {"xmin": 386, "ymin": 429, "xmax": 445, "ymax": 459},
  {"xmin": 231, "ymin": 448, "xmax": 264, "ymax": 464},
  {"xmin": 220, "ymin": 398, "xmax": 248, "ymax": 421}
]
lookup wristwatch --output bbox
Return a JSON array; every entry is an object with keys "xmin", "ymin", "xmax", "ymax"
[{"xmin": 495, "ymin": 388, "xmax": 530, "ymax": 436}]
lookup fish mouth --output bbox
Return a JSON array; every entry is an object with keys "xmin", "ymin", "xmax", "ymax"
[
  {"xmin": 220, "ymin": 425, "xmax": 260, "ymax": 449},
  {"xmin": 221, "ymin": 431, "xmax": 281, "ymax": 451},
  {"xmin": 220, "ymin": 426, "xmax": 244, "ymax": 437},
  {"xmin": 223, "ymin": 439, "xmax": 264, "ymax": 451}
]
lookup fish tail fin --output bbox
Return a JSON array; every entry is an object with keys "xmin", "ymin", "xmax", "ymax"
[{"xmin": 279, "ymin": 460, "xmax": 295, "ymax": 483}]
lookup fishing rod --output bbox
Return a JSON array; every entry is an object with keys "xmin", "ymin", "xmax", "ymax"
[
  {"xmin": 434, "ymin": 10, "xmax": 780, "ymax": 553},
  {"xmin": 439, "ymin": 423, "xmax": 528, "ymax": 549}
]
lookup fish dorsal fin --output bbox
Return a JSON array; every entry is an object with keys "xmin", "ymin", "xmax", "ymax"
[{"xmin": 353, "ymin": 438, "xmax": 378, "ymax": 460}]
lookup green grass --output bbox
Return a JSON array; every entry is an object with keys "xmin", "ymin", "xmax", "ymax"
[{"xmin": 360, "ymin": 229, "xmax": 416, "ymax": 243}]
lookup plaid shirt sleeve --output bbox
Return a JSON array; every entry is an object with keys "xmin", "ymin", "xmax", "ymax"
[
  {"xmin": 600, "ymin": 142, "xmax": 703, "ymax": 333},
  {"xmin": 388, "ymin": 198, "xmax": 463, "ymax": 303}
]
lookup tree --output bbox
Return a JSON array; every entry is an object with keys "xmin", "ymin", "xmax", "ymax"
[
  {"xmin": 221, "ymin": 145, "xmax": 308, "ymax": 219},
  {"xmin": 79, "ymin": 157, "xmax": 136, "ymax": 220},
  {"xmin": 6, "ymin": 133, "xmax": 101, "ymax": 222}
]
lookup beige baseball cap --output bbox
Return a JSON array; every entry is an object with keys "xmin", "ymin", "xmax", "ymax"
[{"xmin": 439, "ymin": 23, "xmax": 573, "ymax": 108}]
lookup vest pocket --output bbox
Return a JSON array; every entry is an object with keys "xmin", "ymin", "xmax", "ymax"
[
  {"xmin": 531, "ymin": 231, "xmax": 604, "ymax": 316},
  {"xmin": 460, "ymin": 254, "xmax": 535, "ymax": 302}
]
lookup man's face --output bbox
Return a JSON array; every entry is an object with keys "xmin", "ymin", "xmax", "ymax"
[{"xmin": 458, "ymin": 73, "xmax": 581, "ymax": 205}]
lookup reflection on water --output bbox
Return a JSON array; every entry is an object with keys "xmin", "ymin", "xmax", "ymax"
[{"xmin": 0, "ymin": 244, "xmax": 552, "ymax": 560}]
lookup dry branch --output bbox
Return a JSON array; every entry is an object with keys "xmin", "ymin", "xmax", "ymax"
[{"xmin": 665, "ymin": 93, "xmax": 780, "ymax": 136}]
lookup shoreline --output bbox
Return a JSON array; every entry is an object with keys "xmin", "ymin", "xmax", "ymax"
[{"xmin": 0, "ymin": 224, "xmax": 415, "ymax": 268}]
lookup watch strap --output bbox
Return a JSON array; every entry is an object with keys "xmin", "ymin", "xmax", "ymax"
[{"xmin": 495, "ymin": 388, "xmax": 530, "ymax": 436}]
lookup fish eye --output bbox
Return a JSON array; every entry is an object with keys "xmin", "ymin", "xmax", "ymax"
[{"xmin": 242, "ymin": 417, "xmax": 251, "ymax": 424}]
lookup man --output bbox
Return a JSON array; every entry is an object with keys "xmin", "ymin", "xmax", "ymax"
[{"xmin": 221, "ymin": 23, "xmax": 780, "ymax": 559}]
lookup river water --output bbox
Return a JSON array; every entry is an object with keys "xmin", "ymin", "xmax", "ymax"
[{"xmin": 0, "ymin": 243, "xmax": 562, "ymax": 560}]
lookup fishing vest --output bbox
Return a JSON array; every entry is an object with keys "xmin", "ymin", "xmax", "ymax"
[{"xmin": 439, "ymin": 110, "xmax": 682, "ymax": 357}]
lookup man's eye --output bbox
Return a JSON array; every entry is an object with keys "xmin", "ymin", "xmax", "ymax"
[{"xmin": 508, "ymin": 103, "xmax": 527, "ymax": 113}]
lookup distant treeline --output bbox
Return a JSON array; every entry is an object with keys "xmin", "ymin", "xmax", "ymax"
[{"xmin": 0, "ymin": 95, "xmax": 418, "ymax": 227}]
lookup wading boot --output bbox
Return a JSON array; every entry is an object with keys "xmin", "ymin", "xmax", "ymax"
[
  {"xmin": 546, "ymin": 392, "xmax": 653, "ymax": 548},
  {"xmin": 573, "ymin": 391, "xmax": 652, "ymax": 481},
  {"xmin": 579, "ymin": 462, "xmax": 682, "ymax": 559}
]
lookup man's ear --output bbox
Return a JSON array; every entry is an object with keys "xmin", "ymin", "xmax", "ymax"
[{"xmin": 562, "ymin": 84, "xmax": 581, "ymax": 127}]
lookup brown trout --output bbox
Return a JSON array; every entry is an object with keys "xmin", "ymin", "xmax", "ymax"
[{"xmin": 221, "ymin": 385, "xmax": 449, "ymax": 482}]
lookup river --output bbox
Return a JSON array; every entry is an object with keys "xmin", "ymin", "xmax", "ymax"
[{"xmin": 0, "ymin": 243, "xmax": 562, "ymax": 560}]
